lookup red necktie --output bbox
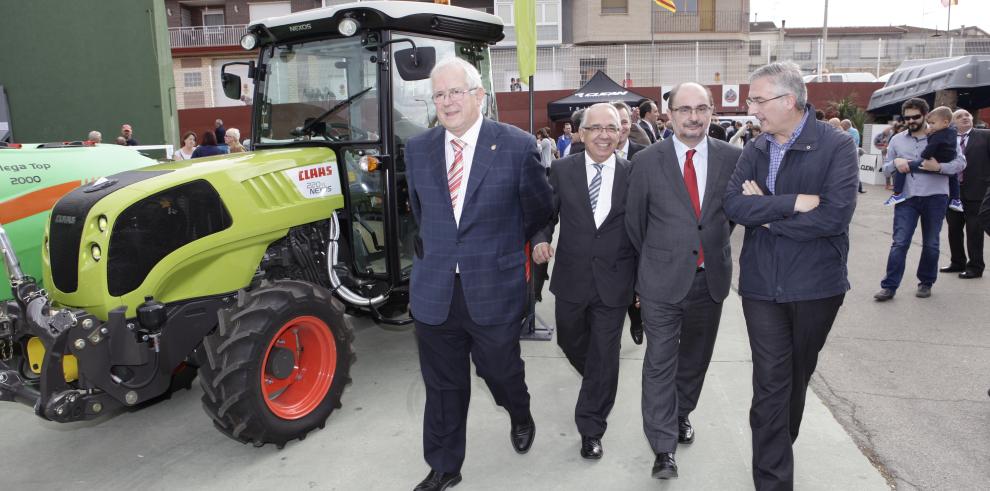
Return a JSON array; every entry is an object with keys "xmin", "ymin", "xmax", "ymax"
[
  {"xmin": 449, "ymin": 138, "xmax": 465, "ymax": 207},
  {"xmin": 684, "ymin": 149, "xmax": 704, "ymax": 267}
]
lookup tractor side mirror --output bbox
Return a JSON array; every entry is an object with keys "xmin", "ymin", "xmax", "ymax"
[
  {"xmin": 221, "ymin": 73, "xmax": 241, "ymax": 100},
  {"xmin": 220, "ymin": 61, "xmax": 256, "ymax": 100},
  {"xmin": 394, "ymin": 47, "xmax": 436, "ymax": 81}
]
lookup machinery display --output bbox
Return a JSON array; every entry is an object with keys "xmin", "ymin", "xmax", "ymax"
[{"xmin": 0, "ymin": 1, "xmax": 506, "ymax": 448}]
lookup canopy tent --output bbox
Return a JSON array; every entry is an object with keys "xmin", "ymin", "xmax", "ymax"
[
  {"xmin": 547, "ymin": 71, "xmax": 652, "ymax": 121},
  {"xmin": 867, "ymin": 55, "xmax": 990, "ymax": 116}
]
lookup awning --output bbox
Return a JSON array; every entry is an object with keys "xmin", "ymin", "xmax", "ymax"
[
  {"xmin": 867, "ymin": 55, "xmax": 990, "ymax": 115},
  {"xmin": 547, "ymin": 71, "xmax": 652, "ymax": 121}
]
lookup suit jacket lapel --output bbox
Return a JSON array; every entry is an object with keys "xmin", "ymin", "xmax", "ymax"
[
  {"xmin": 602, "ymin": 159, "xmax": 628, "ymax": 226},
  {"xmin": 660, "ymin": 141, "xmax": 697, "ymax": 219},
  {"xmin": 570, "ymin": 155, "xmax": 597, "ymax": 227},
  {"xmin": 427, "ymin": 127, "xmax": 455, "ymax": 218},
  {"xmin": 463, "ymin": 118, "xmax": 498, "ymax": 210}
]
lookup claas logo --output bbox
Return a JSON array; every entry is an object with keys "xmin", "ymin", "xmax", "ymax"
[{"xmin": 298, "ymin": 165, "xmax": 334, "ymax": 181}]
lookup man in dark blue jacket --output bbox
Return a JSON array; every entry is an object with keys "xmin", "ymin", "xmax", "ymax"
[
  {"xmin": 405, "ymin": 57, "xmax": 553, "ymax": 491},
  {"xmin": 724, "ymin": 61, "xmax": 859, "ymax": 491}
]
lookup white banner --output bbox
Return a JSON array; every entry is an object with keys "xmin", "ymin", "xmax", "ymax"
[{"xmin": 722, "ymin": 85, "xmax": 740, "ymax": 107}]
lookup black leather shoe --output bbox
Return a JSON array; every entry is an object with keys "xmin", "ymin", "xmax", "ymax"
[
  {"xmin": 677, "ymin": 417, "xmax": 695, "ymax": 444},
  {"xmin": 630, "ymin": 321, "xmax": 643, "ymax": 345},
  {"xmin": 414, "ymin": 470, "xmax": 462, "ymax": 491},
  {"xmin": 959, "ymin": 271, "xmax": 983, "ymax": 279},
  {"xmin": 873, "ymin": 288, "xmax": 895, "ymax": 301},
  {"xmin": 916, "ymin": 285, "xmax": 932, "ymax": 298},
  {"xmin": 652, "ymin": 452, "xmax": 678, "ymax": 479},
  {"xmin": 580, "ymin": 436, "xmax": 603, "ymax": 459},
  {"xmin": 940, "ymin": 264, "xmax": 966, "ymax": 273},
  {"xmin": 510, "ymin": 416, "xmax": 535, "ymax": 454}
]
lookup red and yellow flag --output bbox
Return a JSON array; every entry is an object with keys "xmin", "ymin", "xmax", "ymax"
[{"xmin": 655, "ymin": 0, "xmax": 677, "ymax": 13}]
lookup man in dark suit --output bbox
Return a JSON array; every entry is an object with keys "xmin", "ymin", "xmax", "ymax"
[
  {"xmin": 942, "ymin": 109, "xmax": 989, "ymax": 278},
  {"xmin": 610, "ymin": 101, "xmax": 646, "ymax": 345},
  {"xmin": 405, "ymin": 57, "xmax": 553, "ymax": 491},
  {"xmin": 532, "ymin": 103, "xmax": 636, "ymax": 461},
  {"xmin": 626, "ymin": 83, "xmax": 742, "ymax": 480},
  {"xmin": 629, "ymin": 105, "xmax": 653, "ymax": 146},
  {"xmin": 639, "ymin": 100, "xmax": 661, "ymax": 144}
]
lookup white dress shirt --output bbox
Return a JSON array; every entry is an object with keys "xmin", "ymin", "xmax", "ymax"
[
  {"xmin": 616, "ymin": 140, "xmax": 630, "ymax": 159},
  {"xmin": 444, "ymin": 115, "xmax": 484, "ymax": 227},
  {"xmin": 671, "ymin": 135, "xmax": 709, "ymax": 209},
  {"xmin": 585, "ymin": 151, "xmax": 617, "ymax": 228}
]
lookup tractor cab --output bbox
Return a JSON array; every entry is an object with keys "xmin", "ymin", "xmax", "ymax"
[{"xmin": 222, "ymin": 1, "xmax": 503, "ymax": 321}]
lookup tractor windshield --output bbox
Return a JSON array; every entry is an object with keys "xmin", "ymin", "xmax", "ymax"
[{"xmin": 256, "ymin": 36, "xmax": 379, "ymax": 144}]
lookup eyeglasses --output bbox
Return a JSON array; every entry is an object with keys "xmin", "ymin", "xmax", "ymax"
[
  {"xmin": 581, "ymin": 125, "xmax": 620, "ymax": 135},
  {"xmin": 902, "ymin": 114, "xmax": 923, "ymax": 121},
  {"xmin": 672, "ymin": 105, "xmax": 713, "ymax": 116},
  {"xmin": 432, "ymin": 87, "xmax": 478, "ymax": 103},
  {"xmin": 745, "ymin": 94, "xmax": 789, "ymax": 106}
]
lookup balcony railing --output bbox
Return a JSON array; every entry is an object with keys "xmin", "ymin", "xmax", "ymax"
[
  {"xmin": 653, "ymin": 10, "xmax": 747, "ymax": 34},
  {"xmin": 169, "ymin": 25, "xmax": 248, "ymax": 49}
]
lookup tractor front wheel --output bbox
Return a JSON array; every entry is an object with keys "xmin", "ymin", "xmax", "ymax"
[{"xmin": 196, "ymin": 280, "xmax": 354, "ymax": 447}]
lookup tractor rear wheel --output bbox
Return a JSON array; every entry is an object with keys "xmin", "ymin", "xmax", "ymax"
[{"xmin": 196, "ymin": 280, "xmax": 353, "ymax": 447}]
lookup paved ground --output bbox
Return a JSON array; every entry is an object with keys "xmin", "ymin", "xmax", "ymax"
[
  {"xmin": 792, "ymin": 184, "xmax": 990, "ymax": 491},
  {"xmin": 0, "ymin": 284, "xmax": 886, "ymax": 487},
  {"xmin": 3, "ymin": 183, "xmax": 984, "ymax": 490}
]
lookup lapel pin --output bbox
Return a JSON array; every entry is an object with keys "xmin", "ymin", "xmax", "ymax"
[
  {"xmin": 491, "ymin": 144, "xmax": 497, "ymax": 150},
  {"xmin": 806, "ymin": 145, "xmax": 811, "ymax": 150}
]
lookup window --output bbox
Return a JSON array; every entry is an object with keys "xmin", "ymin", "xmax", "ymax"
[
  {"xmin": 203, "ymin": 8, "xmax": 224, "ymax": 26},
  {"xmin": 183, "ymin": 72, "xmax": 202, "ymax": 88},
  {"xmin": 249, "ymin": 2, "xmax": 291, "ymax": 23},
  {"xmin": 675, "ymin": 0, "xmax": 698, "ymax": 12},
  {"xmin": 601, "ymin": 0, "xmax": 628, "ymax": 14},
  {"xmin": 579, "ymin": 58, "xmax": 606, "ymax": 85},
  {"xmin": 749, "ymin": 40, "xmax": 762, "ymax": 56}
]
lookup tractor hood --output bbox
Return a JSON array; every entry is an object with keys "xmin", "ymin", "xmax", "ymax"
[{"xmin": 44, "ymin": 147, "xmax": 346, "ymax": 319}]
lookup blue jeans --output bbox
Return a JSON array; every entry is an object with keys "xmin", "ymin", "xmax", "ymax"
[{"xmin": 881, "ymin": 195, "xmax": 949, "ymax": 290}]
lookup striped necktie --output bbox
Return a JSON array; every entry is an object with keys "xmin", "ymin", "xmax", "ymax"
[
  {"xmin": 449, "ymin": 138, "xmax": 465, "ymax": 207},
  {"xmin": 589, "ymin": 163, "xmax": 604, "ymax": 212}
]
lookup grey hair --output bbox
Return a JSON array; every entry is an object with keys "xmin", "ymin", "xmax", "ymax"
[
  {"xmin": 580, "ymin": 103, "xmax": 621, "ymax": 128},
  {"xmin": 430, "ymin": 57, "xmax": 483, "ymax": 90},
  {"xmin": 610, "ymin": 101, "xmax": 632, "ymax": 115},
  {"xmin": 225, "ymin": 127, "xmax": 241, "ymax": 140},
  {"xmin": 750, "ymin": 61, "xmax": 807, "ymax": 110},
  {"xmin": 87, "ymin": 130, "xmax": 101, "ymax": 141}
]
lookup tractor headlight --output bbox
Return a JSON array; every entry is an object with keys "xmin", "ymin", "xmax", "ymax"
[
  {"xmin": 97, "ymin": 215, "xmax": 108, "ymax": 233},
  {"xmin": 91, "ymin": 244, "xmax": 102, "ymax": 261},
  {"xmin": 338, "ymin": 18, "xmax": 359, "ymax": 37},
  {"xmin": 240, "ymin": 33, "xmax": 258, "ymax": 50}
]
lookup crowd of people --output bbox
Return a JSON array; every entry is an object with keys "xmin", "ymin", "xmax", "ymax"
[{"xmin": 84, "ymin": 119, "xmax": 247, "ymax": 160}]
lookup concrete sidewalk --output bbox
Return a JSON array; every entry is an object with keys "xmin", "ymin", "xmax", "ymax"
[{"xmin": 0, "ymin": 291, "xmax": 887, "ymax": 490}]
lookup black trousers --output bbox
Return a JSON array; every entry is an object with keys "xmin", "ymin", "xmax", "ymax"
[
  {"xmin": 555, "ymin": 290, "xmax": 626, "ymax": 439},
  {"xmin": 742, "ymin": 294, "xmax": 845, "ymax": 491},
  {"xmin": 640, "ymin": 270, "xmax": 722, "ymax": 454},
  {"xmin": 415, "ymin": 276, "xmax": 531, "ymax": 474},
  {"xmin": 946, "ymin": 201, "xmax": 986, "ymax": 273}
]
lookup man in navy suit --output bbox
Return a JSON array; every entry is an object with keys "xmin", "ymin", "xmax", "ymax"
[{"xmin": 405, "ymin": 57, "xmax": 553, "ymax": 491}]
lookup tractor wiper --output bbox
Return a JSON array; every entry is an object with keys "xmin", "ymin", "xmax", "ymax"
[{"xmin": 291, "ymin": 87, "xmax": 374, "ymax": 138}]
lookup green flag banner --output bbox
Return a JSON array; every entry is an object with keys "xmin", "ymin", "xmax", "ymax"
[{"xmin": 514, "ymin": 0, "xmax": 536, "ymax": 86}]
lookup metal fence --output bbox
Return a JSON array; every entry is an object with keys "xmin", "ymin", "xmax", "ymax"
[
  {"xmin": 490, "ymin": 37, "xmax": 990, "ymax": 92},
  {"xmin": 169, "ymin": 25, "xmax": 248, "ymax": 49}
]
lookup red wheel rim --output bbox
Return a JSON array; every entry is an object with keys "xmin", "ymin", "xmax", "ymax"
[{"xmin": 260, "ymin": 315, "xmax": 337, "ymax": 420}]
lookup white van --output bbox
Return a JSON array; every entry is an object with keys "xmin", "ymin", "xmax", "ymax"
[{"xmin": 803, "ymin": 72, "xmax": 878, "ymax": 83}]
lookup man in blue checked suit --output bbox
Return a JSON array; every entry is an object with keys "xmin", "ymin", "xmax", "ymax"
[{"xmin": 405, "ymin": 57, "xmax": 553, "ymax": 491}]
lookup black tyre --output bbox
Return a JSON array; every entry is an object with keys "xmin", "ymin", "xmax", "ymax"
[{"xmin": 196, "ymin": 280, "xmax": 354, "ymax": 447}]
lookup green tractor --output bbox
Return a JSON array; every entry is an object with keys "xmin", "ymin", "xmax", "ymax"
[{"xmin": 0, "ymin": 2, "xmax": 506, "ymax": 448}]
